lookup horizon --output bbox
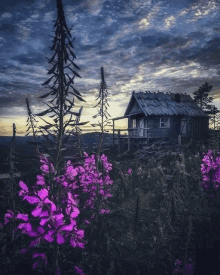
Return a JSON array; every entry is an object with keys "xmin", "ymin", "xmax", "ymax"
[
  {"xmin": 0, "ymin": 131, "xmax": 128, "ymax": 138},
  {"xmin": 0, "ymin": 0, "xmax": 219, "ymax": 136}
]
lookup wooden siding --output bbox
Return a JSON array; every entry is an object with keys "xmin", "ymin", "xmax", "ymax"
[
  {"xmin": 128, "ymin": 114, "xmax": 149, "ymax": 138},
  {"xmin": 146, "ymin": 115, "xmax": 176, "ymax": 139},
  {"xmin": 111, "ymin": 91, "xmax": 210, "ymax": 150},
  {"xmin": 127, "ymin": 114, "xmax": 209, "ymax": 142},
  {"xmin": 189, "ymin": 116, "xmax": 209, "ymax": 140},
  {"xmin": 130, "ymin": 100, "xmax": 142, "ymax": 114}
]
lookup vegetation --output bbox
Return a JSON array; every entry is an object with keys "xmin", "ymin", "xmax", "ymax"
[
  {"xmin": 2, "ymin": 126, "xmax": 220, "ymax": 275},
  {"xmin": 1, "ymin": 0, "xmax": 220, "ymax": 274}
]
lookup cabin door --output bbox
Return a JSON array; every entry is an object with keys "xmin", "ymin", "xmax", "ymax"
[
  {"xmin": 140, "ymin": 118, "xmax": 144, "ymax": 137},
  {"xmin": 180, "ymin": 118, "xmax": 187, "ymax": 137}
]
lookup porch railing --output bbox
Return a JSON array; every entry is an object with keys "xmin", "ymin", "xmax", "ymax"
[
  {"xmin": 111, "ymin": 128, "xmax": 149, "ymax": 152},
  {"xmin": 128, "ymin": 128, "xmax": 149, "ymax": 138}
]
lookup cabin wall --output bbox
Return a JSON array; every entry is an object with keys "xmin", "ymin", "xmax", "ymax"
[
  {"xmin": 128, "ymin": 114, "xmax": 148, "ymax": 138},
  {"xmin": 127, "ymin": 113, "xmax": 209, "ymax": 147},
  {"xmin": 189, "ymin": 116, "xmax": 209, "ymax": 140},
  {"xmin": 147, "ymin": 115, "xmax": 180, "ymax": 139},
  {"xmin": 130, "ymin": 100, "xmax": 142, "ymax": 114}
]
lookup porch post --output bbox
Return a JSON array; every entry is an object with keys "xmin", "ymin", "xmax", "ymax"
[
  {"xmin": 118, "ymin": 130, "xmax": 121, "ymax": 155},
  {"xmin": 113, "ymin": 119, "xmax": 115, "ymax": 146},
  {"xmin": 128, "ymin": 128, "xmax": 131, "ymax": 152},
  {"xmin": 178, "ymin": 134, "xmax": 181, "ymax": 146}
]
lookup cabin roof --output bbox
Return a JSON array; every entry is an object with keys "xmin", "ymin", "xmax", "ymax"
[{"xmin": 124, "ymin": 91, "xmax": 209, "ymax": 117}]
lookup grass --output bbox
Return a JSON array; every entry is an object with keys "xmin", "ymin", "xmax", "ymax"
[
  {"xmin": 1, "ymin": 0, "xmax": 220, "ymax": 273},
  {"xmin": 1, "ymin": 135, "xmax": 220, "ymax": 275}
]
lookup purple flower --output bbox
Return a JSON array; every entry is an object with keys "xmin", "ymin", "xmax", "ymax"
[
  {"xmin": 4, "ymin": 210, "xmax": 15, "ymax": 225},
  {"xmin": 27, "ymin": 226, "xmax": 46, "ymax": 246},
  {"xmin": 74, "ymin": 266, "xmax": 85, "ymax": 275},
  {"xmin": 65, "ymin": 192, "xmax": 80, "ymax": 218},
  {"xmin": 24, "ymin": 188, "xmax": 56, "ymax": 217},
  {"xmin": 127, "ymin": 168, "xmax": 132, "ymax": 175},
  {"xmin": 36, "ymin": 175, "xmax": 46, "ymax": 186},
  {"xmin": 39, "ymin": 155, "xmax": 56, "ymax": 175},
  {"xmin": 32, "ymin": 252, "xmax": 48, "ymax": 270},
  {"xmin": 18, "ymin": 181, "xmax": 30, "ymax": 200},
  {"xmin": 2, "ymin": 151, "xmax": 113, "ymax": 275},
  {"xmin": 55, "ymin": 266, "xmax": 61, "ymax": 275}
]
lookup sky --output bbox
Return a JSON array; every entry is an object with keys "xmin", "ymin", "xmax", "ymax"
[{"xmin": 0, "ymin": 0, "xmax": 220, "ymax": 137}]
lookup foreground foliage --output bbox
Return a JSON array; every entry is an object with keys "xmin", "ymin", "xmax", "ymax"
[{"xmin": 1, "ymin": 136, "xmax": 220, "ymax": 274}]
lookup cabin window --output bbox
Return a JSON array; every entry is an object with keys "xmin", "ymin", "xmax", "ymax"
[
  {"xmin": 160, "ymin": 117, "xmax": 170, "ymax": 128},
  {"xmin": 132, "ymin": 118, "xmax": 136, "ymax": 128},
  {"xmin": 144, "ymin": 118, "xmax": 148, "ymax": 128}
]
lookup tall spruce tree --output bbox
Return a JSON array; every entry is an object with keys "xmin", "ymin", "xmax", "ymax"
[
  {"xmin": 206, "ymin": 105, "xmax": 220, "ymax": 130},
  {"xmin": 192, "ymin": 81, "xmax": 220, "ymax": 128},
  {"xmin": 90, "ymin": 67, "xmax": 112, "ymax": 157},
  {"xmin": 192, "ymin": 81, "xmax": 214, "ymax": 114},
  {"xmin": 193, "ymin": 82, "xmax": 220, "ymax": 152},
  {"xmin": 205, "ymin": 104, "xmax": 220, "ymax": 153}
]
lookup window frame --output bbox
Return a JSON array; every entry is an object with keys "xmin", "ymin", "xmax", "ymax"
[
  {"xmin": 132, "ymin": 118, "xmax": 136, "ymax": 128},
  {"xmin": 160, "ymin": 117, "xmax": 170, "ymax": 128}
]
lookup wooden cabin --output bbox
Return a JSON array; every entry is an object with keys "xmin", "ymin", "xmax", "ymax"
[{"xmin": 111, "ymin": 91, "xmax": 210, "ymax": 149}]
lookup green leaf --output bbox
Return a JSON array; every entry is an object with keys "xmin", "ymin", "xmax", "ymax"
[
  {"xmin": 68, "ymin": 111, "xmax": 81, "ymax": 116},
  {"xmin": 64, "ymin": 48, "xmax": 69, "ymax": 63},
  {"xmin": 72, "ymin": 87, "xmax": 82, "ymax": 97},
  {"xmin": 41, "ymin": 153, "xmax": 52, "ymax": 158},
  {"xmin": 35, "ymin": 108, "xmax": 52, "ymax": 116},
  {"xmin": 42, "ymin": 75, "xmax": 56, "ymax": 86},
  {"xmin": 72, "ymin": 62, "xmax": 80, "ymax": 70},
  {"xmin": 39, "ymin": 91, "xmax": 54, "ymax": 99},
  {"xmin": 59, "ymin": 147, "xmax": 67, "ymax": 151},
  {"xmin": 67, "ymin": 66, "xmax": 81, "ymax": 78},
  {"xmin": 43, "ymin": 102, "xmax": 59, "ymax": 116},
  {"xmin": 65, "ymin": 98, "xmax": 74, "ymax": 108},
  {"xmin": 69, "ymin": 87, "xmax": 86, "ymax": 102},
  {"xmin": 67, "ymin": 37, "xmax": 75, "ymax": 50},
  {"xmin": 54, "ymin": 18, "xmax": 58, "ymax": 28},
  {"xmin": 39, "ymin": 125, "xmax": 54, "ymax": 130},
  {"xmin": 73, "ymin": 70, "xmax": 81, "ymax": 78},
  {"xmin": 47, "ymin": 62, "xmax": 58, "ymax": 75},
  {"xmin": 48, "ymin": 51, "xmax": 58, "ymax": 64},
  {"xmin": 37, "ymin": 115, "xmax": 55, "ymax": 126},
  {"xmin": 69, "ymin": 121, "xmax": 90, "ymax": 126}
]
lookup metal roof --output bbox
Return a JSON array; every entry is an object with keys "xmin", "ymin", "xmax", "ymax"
[{"xmin": 124, "ymin": 91, "xmax": 209, "ymax": 117}]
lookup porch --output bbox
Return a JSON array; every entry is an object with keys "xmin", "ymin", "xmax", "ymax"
[{"xmin": 110, "ymin": 114, "xmax": 149, "ymax": 151}]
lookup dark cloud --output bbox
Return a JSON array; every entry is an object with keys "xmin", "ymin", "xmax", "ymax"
[{"xmin": 0, "ymin": 0, "xmax": 220, "ymax": 135}]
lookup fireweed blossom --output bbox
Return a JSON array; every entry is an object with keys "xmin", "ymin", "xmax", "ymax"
[
  {"xmin": 40, "ymin": 154, "xmax": 112, "ymax": 219},
  {"xmin": 200, "ymin": 150, "xmax": 220, "ymax": 206},
  {"xmin": 36, "ymin": 174, "xmax": 46, "ymax": 186},
  {"xmin": 174, "ymin": 258, "xmax": 194, "ymax": 275},
  {"xmin": 3, "ymin": 210, "xmax": 15, "ymax": 225},
  {"xmin": 2, "ymin": 152, "xmax": 114, "ymax": 274},
  {"xmin": 201, "ymin": 150, "xmax": 220, "ymax": 191},
  {"xmin": 31, "ymin": 153, "xmax": 109, "ymax": 216},
  {"xmin": 126, "ymin": 168, "xmax": 132, "ymax": 175},
  {"xmin": 24, "ymin": 188, "xmax": 56, "ymax": 218},
  {"xmin": 39, "ymin": 155, "xmax": 56, "ymax": 175},
  {"xmin": 32, "ymin": 253, "xmax": 48, "ymax": 270},
  {"xmin": 74, "ymin": 266, "xmax": 85, "ymax": 275},
  {"xmin": 19, "ymin": 181, "xmax": 30, "ymax": 200}
]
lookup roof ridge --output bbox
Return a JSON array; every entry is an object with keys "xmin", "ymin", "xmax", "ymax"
[{"xmin": 125, "ymin": 90, "xmax": 208, "ymax": 117}]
